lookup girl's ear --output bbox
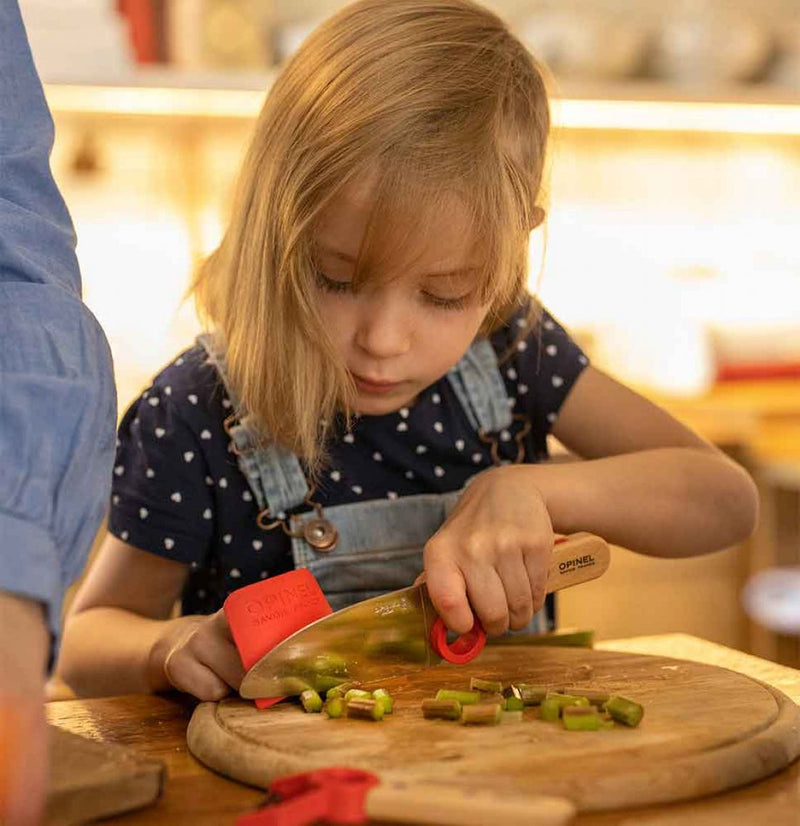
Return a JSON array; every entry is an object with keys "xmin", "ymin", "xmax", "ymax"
[{"xmin": 530, "ymin": 206, "xmax": 546, "ymax": 230}]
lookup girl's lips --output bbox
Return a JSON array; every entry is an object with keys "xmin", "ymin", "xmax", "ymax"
[{"xmin": 352, "ymin": 373, "xmax": 401, "ymax": 395}]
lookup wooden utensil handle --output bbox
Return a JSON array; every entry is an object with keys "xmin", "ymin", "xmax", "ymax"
[
  {"xmin": 545, "ymin": 533, "xmax": 610, "ymax": 594},
  {"xmin": 367, "ymin": 780, "xmax": 575, "ymax": 826}
]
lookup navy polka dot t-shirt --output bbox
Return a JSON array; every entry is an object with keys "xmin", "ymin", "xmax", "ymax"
[{"xmin": 109, "ymin": 302, "xmax": 589, "ymax": 616}]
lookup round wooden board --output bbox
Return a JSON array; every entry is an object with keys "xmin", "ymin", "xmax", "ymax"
[{"xmin": 187, "ymin": 646, "xmax": 800, "ymax": 812}]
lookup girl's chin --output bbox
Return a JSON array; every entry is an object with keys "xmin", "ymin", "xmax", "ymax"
[{"xmin": 354, "ymin": 392, "xmax": 419, "ymax": 417}]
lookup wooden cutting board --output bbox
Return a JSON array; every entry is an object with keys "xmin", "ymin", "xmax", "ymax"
[
  {"xmin": 187, "ymin": 646, "xmax": 800, "ymax": 813},
  {"xmin": 45, "ymin": 725, "xmax": 164, "ymax": 826}
]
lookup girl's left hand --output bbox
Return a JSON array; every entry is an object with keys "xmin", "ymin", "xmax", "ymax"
[{"xmin": 423, "ymin": 465, "xmax": 554, "ymax": 636}]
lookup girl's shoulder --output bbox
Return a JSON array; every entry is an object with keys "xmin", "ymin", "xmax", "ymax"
[
  {"xmin": 141, "ymin": 342, "xmax": 229, "ymax": 420},
  {"xmin": 488, "ymin": 297, "xmax": 584, "ymax": 361},
  {"xmin": 149, "ymin": 342, "xmax": 220, "ymax": 392},
  {"xmin": 488, "ymin": 297, "xmax": 590, "ymax": 439}
]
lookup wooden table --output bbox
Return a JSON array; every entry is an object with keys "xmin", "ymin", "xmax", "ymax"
[{"xmin": 46, "ymin": 634, "xmax": 800, "ymax": 826}]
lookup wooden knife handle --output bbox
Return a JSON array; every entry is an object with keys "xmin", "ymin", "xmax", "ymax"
[
  {"xmin": 367, "ymin": 779, "xmax": 575, "ymax": 826},
  {"xmin": 545, "ymin": 532, "xmax": 610, "ymax": 594}
]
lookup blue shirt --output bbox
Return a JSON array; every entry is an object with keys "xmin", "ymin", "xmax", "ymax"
[{"xmin": 0, "ymin": 2, "xmax": 116, "ymax": 646}]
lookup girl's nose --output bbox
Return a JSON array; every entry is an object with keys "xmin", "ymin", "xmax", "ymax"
[{"xmin": 354, "ymin": 297, "xmax": 411, "ymax": 359}]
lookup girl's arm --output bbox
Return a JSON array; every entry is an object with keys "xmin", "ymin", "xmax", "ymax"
[
  {"xmin": 57, "ymin": 535, "xmax": 243, "ymax": 701},
  {"xmin": 424, "ymin": 365, "xmax": 758, "ymax": 636},
  {"xmin": 544, "ymin": 365, "xmax": 758, "ymax": 556}
]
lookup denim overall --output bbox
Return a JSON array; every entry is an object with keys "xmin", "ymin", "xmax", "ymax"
[{"xmin": 200, "ymin": 335, "xmax": 551, "ymax": 633}]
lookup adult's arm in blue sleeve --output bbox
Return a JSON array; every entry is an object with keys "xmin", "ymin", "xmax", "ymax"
[{"xmin": 0, "ymin": 0, "xmax": 117, "ymax": 646}]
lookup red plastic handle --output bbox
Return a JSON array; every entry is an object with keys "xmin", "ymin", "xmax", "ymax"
[
  {"xmin": 236, "ymin": 768, "xmax": 379, "ymax": 826},
  {"xmin": 429, "ymin": 616, "xmax": 486, "ymax": 664}
]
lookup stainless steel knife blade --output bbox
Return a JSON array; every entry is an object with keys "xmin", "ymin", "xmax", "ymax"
[{"xmin": 239, "ymin": 581, "xmax": 438, "ymax": 699}]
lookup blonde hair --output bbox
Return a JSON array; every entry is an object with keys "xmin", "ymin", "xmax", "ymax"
[{"xmin": 192, "ymin": 0, "xmax": 550, "ymax": 475}]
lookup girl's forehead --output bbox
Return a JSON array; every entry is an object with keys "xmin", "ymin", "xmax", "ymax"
[{"xmin": 315, "ymin": 175, "xmax": 481, "ymax": 277}]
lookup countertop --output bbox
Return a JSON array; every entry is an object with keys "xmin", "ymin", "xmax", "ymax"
[{"xmin": 46, "ymin": 633, "xmax": 800, "ymax": 825}]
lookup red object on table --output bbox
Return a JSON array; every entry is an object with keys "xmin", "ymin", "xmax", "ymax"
[
  {"xmin": 236, "ymin": 768, "xmax": 380, "ymax": 826},
  {"xmin": 716, "ymin": 362, "xmax": 800, "ymax": 381},
  {"xmin": 224, "ymin": 570, "xmax": 332, "ymax": 709}
]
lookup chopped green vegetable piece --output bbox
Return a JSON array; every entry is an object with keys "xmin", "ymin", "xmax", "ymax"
[
  {"xmin": 605, "ymin": 695, "xmax": 644, "ymax": 727},
  {"xmin": 422, "ymin": 698, "xmax": 462, "ymax": 720},
  {"xmin": 300, "ymin": 689, "xmax": 323, "ymax": 713},
  {"xmin": 469, "ymin": 677, "xmax": 504, "ymax": 693},
  {"xmin": 477, "ymin": 692, "xmax": 506, "ymax": 709},
  {"xmin": 278, "ymin": 676, "xmax": 314, "ymax": 696},
  {"xmin": 514, "ymin": 684, "xmax": 548, "ymax": 705},
  {"xmin": 326, "ymin": 681, "xmax": 362, "ymax": 700},
  {"xmin": 540, "ymin": 697, "xmax": 561, "ymax": 722},
  {"xmin": 562, "ymin": 706, "xmax": 602, "ymax": 731},
  {"xmin": 323, "ymin": 697, "xmax": 345, "ymax": 718},
  {"xmin": 281, "ymin": 653, "xmax": 351, "ymax": 695},
  {"xmin": 435, "ymin": 689, "xmax": 480, "ymax": 705},
  {"xmin": 560, "ymin": 687, "xmax": 610, "ymax": 705},
  {"xmin": 315, "ymin": 675, "xmax": 347, "ymax": 694},
  {"xmin": 504, "ymin": 695, "xmax": 525, "ymax": 712},
  {"xmin": 544, "ymin": 692, "xmax": 591, "ymax": 711},
  {"xmin": 346, "ymin": 698, "xmax": 384, "ymax": 721},
  {"xmin": 502, "ymin": 685, "xmax": 525, "ymax": 711},
  {"xmin": 344, "ymin": 688, "xmax": 372, "ymax": 703},
  {"xmin": 310, "ymin": 653, "xmax": 349, "ymax": 673},
  {"xmin": 461, "ymin": 703, "xmax": 502, "ymax": 725},
  {"xmin": 372, "ymin": 688, "xmax": 394, "ymax": 714},
  {"xmin": 500, "ymin": 710, "xmax": 524, "ymax": 725}
]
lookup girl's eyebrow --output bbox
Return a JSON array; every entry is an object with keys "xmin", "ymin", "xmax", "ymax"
[{"xmin": 318, "ymin": 245, "xmax": 479, "ymax": 278}]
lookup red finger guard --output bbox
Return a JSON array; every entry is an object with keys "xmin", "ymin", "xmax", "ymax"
[
  {"xmin": 429, "ymin": 616, "xmax": 486, "ymax": 663},
  {"xmin": 236, "ymin": 768, "xmax": 379, "ymax": 826},
  {"xmin": 224, "ymin": 570, "xmax": 332, "ymax": 709}
]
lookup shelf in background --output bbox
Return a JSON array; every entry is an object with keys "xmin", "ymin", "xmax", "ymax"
[
  {"xmin": 43, "ymin": 70, "xmax": 800, "ymax": 135},
  {"xmin": 44, "ymin": 68, "xmax": 275, "ymax": 120}
]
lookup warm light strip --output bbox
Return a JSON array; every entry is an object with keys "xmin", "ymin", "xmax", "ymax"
[
  {"xmin": 44, "ymin": 83, "xmax": 268, "ymax": 119},
  {"xmin": 553, "ymin": 98, "xmax": 800, "ymax": 136},
  {"xmin": 45, "ymin": 82, "xmax": 800, "ymax": 135}
]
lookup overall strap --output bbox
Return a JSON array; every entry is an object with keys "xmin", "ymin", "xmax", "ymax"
[
  {"xmin": 197, "ymin": 334, "xmax": 310, "ymax": 515},
  {"xmin": 447, "ymin": 338, "xmax": 513, "ymax": 434}
]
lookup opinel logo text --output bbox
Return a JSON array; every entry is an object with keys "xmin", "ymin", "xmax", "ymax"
[
  {"xmin": 244, "ymin": 583, "xmax": 325, "ymax": 625},
  {"xmin": 558, "ymin": 554, "xmax": 595, "ymax": 573}
]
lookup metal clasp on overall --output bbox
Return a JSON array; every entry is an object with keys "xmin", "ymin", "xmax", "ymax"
[{"xmin": 256, "ymin": 486, "xmax": 339, "ymax": 553}]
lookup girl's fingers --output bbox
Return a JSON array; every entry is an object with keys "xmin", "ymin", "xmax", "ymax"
[
  {"xmin": 423, "ymin": 556, "xmax": 473, "ymax": 635},
  {"xmin": 197, "ymin": 615, "xmax": 245, "ymax": 690},
  {"xmin": 164, "ymin": 649, "xmax": 231, "ymax": 702},
  {"xmin": 465, "ymin": 567, "xmax": 509, "ymax": 637},
  {"xmin": 496, "ymin": 554, "xmax": 535, "ymax": 631},
  {"xmin": 523, "ymin": 546, "xmax": 551, "ymax": 615}
]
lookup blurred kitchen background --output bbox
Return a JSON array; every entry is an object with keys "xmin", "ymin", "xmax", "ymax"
[{"xmin": 21, "ymin": 0, "xmax": 800, "ymax": 665}]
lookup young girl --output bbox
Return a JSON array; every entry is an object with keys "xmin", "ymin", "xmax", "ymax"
[{"xmin": 58, "ymin": 0, "xmax": 758, "ymax": 702}]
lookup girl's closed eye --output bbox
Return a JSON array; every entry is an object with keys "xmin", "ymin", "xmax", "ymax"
[
  {"xmin": 316, "ymin": 270, "xmax": 353, "ymax": 294},
  {"xmin": 422, "ymin": 291, "xmax": 471, "ymax": 310},
  {"xmin": 316, "ymin": 269, "xmax": 472, "ymax": 310}
]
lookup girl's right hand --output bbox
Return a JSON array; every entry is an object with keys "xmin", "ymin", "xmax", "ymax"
[{"xmin": 155, "ymin": 610, "xmax": 245, "ymax": 702}]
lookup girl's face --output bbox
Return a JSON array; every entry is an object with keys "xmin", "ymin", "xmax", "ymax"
[{"xmin": 314, "ymin": 175, "xmax": 489, "ymax": 416}]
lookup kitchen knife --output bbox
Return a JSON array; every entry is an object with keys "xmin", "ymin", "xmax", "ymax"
[{"xmin": 239, "ymin": 532, "xmax": 609, "ymax": 700}]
